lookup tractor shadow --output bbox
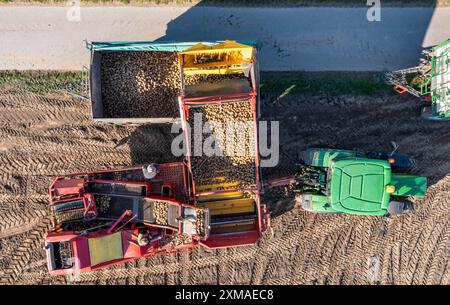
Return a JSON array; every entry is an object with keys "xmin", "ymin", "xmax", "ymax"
[{"xmin": 259, "ymin": 87, "xmax": 450, "ymax": 217}]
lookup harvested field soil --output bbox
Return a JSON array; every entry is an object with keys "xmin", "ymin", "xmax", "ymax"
[
  {"xmin": 0, "ymin": 72, "xmax": 449, "ymax": 285},
  {"xmin": 100, "ymin": 51, "xmax": 181, "ymax": 118}
]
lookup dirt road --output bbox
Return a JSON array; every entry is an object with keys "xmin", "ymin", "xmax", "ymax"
[
  {"xmin": 1, "ymin": 6, "xmax": 449, "ymax": 71},
  {"xmin": 0, "ymin": 77, "xmax": 448, "ymax": 284}
]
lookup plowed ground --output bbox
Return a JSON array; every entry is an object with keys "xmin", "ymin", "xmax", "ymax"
[{"xmin": 0, "ymin": 79, "xmax": 449, "ymax": 285}]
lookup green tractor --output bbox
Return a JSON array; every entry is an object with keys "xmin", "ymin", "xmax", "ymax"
[
  {"xmin": 294, "ymin": 147, "xmax": 427, "ymax": 216},
  {"xmin": 385, "ymin": 38, "xmax": 450, "ymax": 121}
]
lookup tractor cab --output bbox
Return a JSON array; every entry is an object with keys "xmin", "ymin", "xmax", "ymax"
[
  {"xmin": 327, "ymin": 158, "xmax": 392, "ymax": 215},
  {"xmin": 295, "ymin": 148, "xmax": 365, "ymax": 195},
  {"xmin": 295, "ymin": 148, "xmax": 427, "ymax": 216}
]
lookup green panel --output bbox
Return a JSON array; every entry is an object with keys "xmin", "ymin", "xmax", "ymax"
[
  {"xmin": 429, "ymin": 39, "xmax": 450, "ymax": 117},
  {"xmin": 433, "ymin": 39, "xmax": 450, "ymax": 52},
  {"xmin": 310, "ymin": 194, "xmax": 336, "ymax": 213},
  {"xmin": 391, "ymin": 174, "xmax": 427, "ymax": 197},
  {"xmin": 307, "ymin": 148, "xmax": 361, "ymax": 167},
  {"xmin": 351, "ymin": 175, "xmax": 363, "ymax": 198},
  {"xmin": 330, "ymin": 159, "xmax": 391, "ymax": 215},
  {"xmin": 363, "ymin": 173, "xmax": 385, "ymax": 202},
  {"xmin": 88, "ymin": 40, "xmax": 256, "ymax": 52}
]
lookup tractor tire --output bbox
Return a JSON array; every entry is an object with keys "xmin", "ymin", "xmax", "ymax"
[{"xmin": 387, "ymin": 200, "xmax": 413, "ymax": 216}]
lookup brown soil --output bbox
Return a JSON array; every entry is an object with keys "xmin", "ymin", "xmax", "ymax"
[{"xmin": 0, "ymin": 87, "xmax": 449, "ymax": 285}]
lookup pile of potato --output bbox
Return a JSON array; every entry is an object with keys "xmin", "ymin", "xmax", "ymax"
[
  {"xmin": 188, "ymin": 101, "xmax": 257, "ymax": 189},
  {"xmin": 196, "ymin": 209, "xmax": 205, "ymax": 236},
  {"xmin": 153, "ymin": 200, "xmax": 169, "ymax": 226},
  {"xmin": 95, "ymin": 195, "xmax": 111, "ymax": 213},
  {"xmin": 191, "ymin": 156, "xmax": 256, "ymax": 189},
  {"xmin": 100, "ymin": 51, "xmax": 181, "ymax": 118}
]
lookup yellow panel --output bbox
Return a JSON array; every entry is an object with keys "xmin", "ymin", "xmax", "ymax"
[
  {"xmin": 181, "ymin": 41, "xmax": 253, "ymax": 60},
  {"xmin": 182, "ymin": 41, "xmax": 254, "ymax": 76},
  {"xmin": 198, "ymin": 198, "xmax": 255, "ymax": 216},
  {"xmin": 196, "ymin": 181, "xmax": 240, "ymax": 192},
  {"xmin": 88, "ymin": 232, "xmax": 123, "ymax": 266},
  {"xmin": 197, "ymin": 191, "xmax": 244, "ymax": 202}
]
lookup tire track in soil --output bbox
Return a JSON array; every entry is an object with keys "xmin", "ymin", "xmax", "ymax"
[
  {"xmin": 0, "ymin": 201, "xmax": 48, "ymax": 239},
  {"xmin": 422, "ymin": 220, "xmax": 450, "ymax": 285},
  {"xmin": 260, "ymin": 209, "xmax": 310, "ymax": 284},
  {"xmin": 425, "ymin": 224, "xmax": 450, "ymax": 285},
  {"xmin": 188, "ymin": 246, "xmax": 202, "ymax": 284},
  {"xmin": 250, "ymin": 232, "xmax": 272, "ymax": 285},
  {"xmin": 1, "ymin": 88, "xmax": 449, "ymax": 284},
  {"xmin": 216, "ymin": 248, "xmax": 229, "ymax": 285},
  {"xmin": 163, "ymin": 254, "xmax": 178, "ymax": 284},
  {"xmin": 0, "ymin": 219, "xmax": 51, "ymax": 284},
  {"xmin": 179, "ymin": 251, "xmax": 190, "ymax": 285}
]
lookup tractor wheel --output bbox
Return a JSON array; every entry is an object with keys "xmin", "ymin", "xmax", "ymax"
[{"xmin": 387, "ymin": 200, "xmax": 413, "ymax": 216}]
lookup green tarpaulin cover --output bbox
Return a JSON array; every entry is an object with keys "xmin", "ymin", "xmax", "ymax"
[{"xmin": 87, "ymin": 40, "xmax": 258, "ymax": 52}]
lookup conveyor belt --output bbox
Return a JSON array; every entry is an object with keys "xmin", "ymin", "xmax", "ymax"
[
  {"xmin": 95, "ymin": 195, "xmax": 179, "ymax": 229},
  {"xmin": 197, "ymin": 191, "xmax": 244, "ymax": 202}
]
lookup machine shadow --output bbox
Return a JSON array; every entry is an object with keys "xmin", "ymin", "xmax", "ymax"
[
  {"xmin": 125, "ymin": 124, "xmax": 180, "ymax": 166},
  {"xmin": 157, "ymin": 2, "xmax": 437, "ymax": 71}
]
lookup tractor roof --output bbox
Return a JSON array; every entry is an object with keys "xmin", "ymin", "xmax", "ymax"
[{"xmin": 329, "ymin": 158, "xmax": 391, "ymax": 215}]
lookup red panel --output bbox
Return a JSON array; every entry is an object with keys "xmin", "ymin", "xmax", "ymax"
[
  {"xmin": 393, "ymin": 85, "xmax": 408, "ymax": 94},
  {"xmin": 153, "ymin": 163, "xmax": 187, "ymax": 202},
  {"xmin": 73, "ymin": 237, "xmax": 91, "ymax": 270},
  {"xmin": 122, "ymin": 230, "xmax": 143, "ymax": 259},
  {"xmin": 45, "ymin": 231, "xmax": 78, "ymax": 243},
  {"xmin": 52, "ymin": 178, "xmax": 84, "ymax": 197}
]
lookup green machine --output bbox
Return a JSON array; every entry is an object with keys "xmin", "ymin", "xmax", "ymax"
[
  {"xmin": 294, "ymin": 148, "xmax": 427, "ymax": 216},
  {"xmin": 385, "ymin": 38, "xmax": 450, "ymax": 120}
]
